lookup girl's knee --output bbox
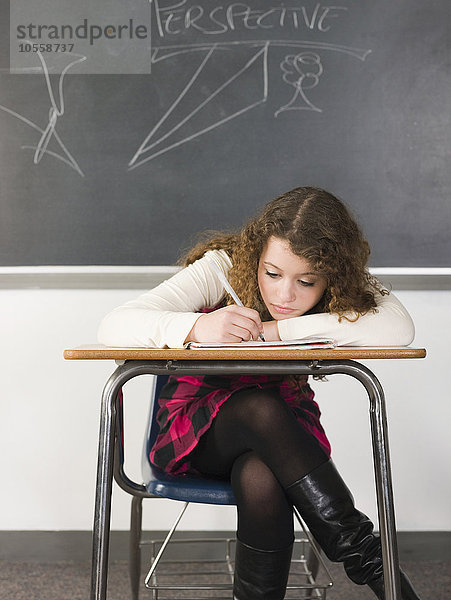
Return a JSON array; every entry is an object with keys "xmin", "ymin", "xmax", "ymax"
[
  {"xmin": 230, "ymin": 389, "xmax": 288, "ymax": 429},
  {"xmin": 232, "ymin": 452, "xmax": 289, "ymax": 510}
]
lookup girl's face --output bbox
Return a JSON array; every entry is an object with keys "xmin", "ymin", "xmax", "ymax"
[{"xmin": 257, "ymin": 236, "xmax": 327, "ymax": 320}]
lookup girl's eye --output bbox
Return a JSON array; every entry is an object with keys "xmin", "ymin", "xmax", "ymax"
[
  {"xmin": 299, "ymin": 280, "xmax": 314, "ymax": 287},
  {"xmin": 265, "ymin": 270, "xmax": 279, "ymax": 278}
]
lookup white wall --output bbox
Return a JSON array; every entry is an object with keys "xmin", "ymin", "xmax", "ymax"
[{"xmin": 1, "ymin": 287, "xmax": 450, "ymax": 531}]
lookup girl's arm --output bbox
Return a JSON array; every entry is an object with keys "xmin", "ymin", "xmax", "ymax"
[
  {"xmin": 97, "ymin": 250, "xmax": 230, "ymax": 348},
  {"xmin": 271, "ymin": 288, "xmax": 415, "ymax": 347}
]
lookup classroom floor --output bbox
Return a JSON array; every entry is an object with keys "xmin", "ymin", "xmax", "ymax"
[
  {"xmin": 0, "ymin": 558, "xmax": 449, "ymax": 600},
  {"xmin": 0, "ymin": 532, "xmax": 449, "ymax": 600}
]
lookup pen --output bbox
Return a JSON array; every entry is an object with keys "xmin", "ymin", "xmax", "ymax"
[{"xmin": 206, "ymin": 256, "xmax": 266, "ymax": 342}]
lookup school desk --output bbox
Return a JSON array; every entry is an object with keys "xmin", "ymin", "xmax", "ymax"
[{"xmin": 64, "ymin": 344, "xmax": 426, "ymax": 600}]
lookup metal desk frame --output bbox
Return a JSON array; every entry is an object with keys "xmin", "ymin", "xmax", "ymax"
[{"xmin": 87, "ymin": 356, "xmax": 407, "ymax": 600}]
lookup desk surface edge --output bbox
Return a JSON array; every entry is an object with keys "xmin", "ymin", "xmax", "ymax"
[{"xmin": 64, "ymin": 346, "xmax": 427, "ymax": 361}]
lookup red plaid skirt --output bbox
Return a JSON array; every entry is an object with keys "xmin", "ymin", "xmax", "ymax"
[{"xmin": 149, "ymin": 374, "xmax": 331, "ymax": 475}]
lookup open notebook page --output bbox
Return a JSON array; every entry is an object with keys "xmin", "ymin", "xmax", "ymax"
[{"xmin": 186, "ymin": 338, "xmax": 336, "ymax": 350}]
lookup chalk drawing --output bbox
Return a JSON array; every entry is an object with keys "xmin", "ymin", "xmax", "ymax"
[
  {"xmin": 0, "ymin": 49, "xmax": 86, "ymax": 176},
  {"xmin": 129, "ymin": 40, "xmax": 371, "ymax": 169},
  {"xmin": 275, "ymin": 51, "xmax": 324, "ymax": 116}
]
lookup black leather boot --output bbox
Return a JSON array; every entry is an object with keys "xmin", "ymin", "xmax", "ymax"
[
  {"xmin": 368, "ymin": 572, "xmax": 421, "ymax": 600},
  {"xmin": 233, "ymin": 539, "xmax": 293, "ymax": 600},
  {"xmin": 285, "ymin": 460, "xmax": 422, "ymax": 599}
]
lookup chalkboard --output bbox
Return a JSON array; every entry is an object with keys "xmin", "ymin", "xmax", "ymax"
[{"xmin": 1, "ymin": 1, "xmax": 450, "ymax": 267}]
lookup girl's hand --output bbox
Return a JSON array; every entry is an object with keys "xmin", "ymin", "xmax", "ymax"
[
  {"xmin": 262, "ymin": 320, "xmax": 281, "ymax": 341},
  {"xmin": 185, "ymin": 305, "xmax": 264, "ymax": 343}
]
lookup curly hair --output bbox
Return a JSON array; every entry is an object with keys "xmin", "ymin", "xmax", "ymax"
[{"xmin": 181, "ymin": 187, "xmax": 386, "ymax": 320}]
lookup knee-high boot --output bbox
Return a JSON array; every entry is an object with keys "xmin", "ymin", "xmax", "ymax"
[
  {"xmin": 285, "ymin": 460, "xmax": 421, "ymax": 600},
  {"xmin": 233, "ymin": 539, "xmax": 293, "ymax": 600}
]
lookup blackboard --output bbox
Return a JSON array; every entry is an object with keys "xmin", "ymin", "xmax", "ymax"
[{"xmin": 1, "ymin": 1, "xmax": 450, "ymax": 267}]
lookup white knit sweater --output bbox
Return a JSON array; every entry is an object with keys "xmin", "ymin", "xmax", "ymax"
[{"xmin": 98, "ymin": 250, "xmax": 415, "ymax": 348}]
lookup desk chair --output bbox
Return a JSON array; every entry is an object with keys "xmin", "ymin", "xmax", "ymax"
[{"xmin": 113, "ymin": 375, "xmax": 332, "ymax": 599}]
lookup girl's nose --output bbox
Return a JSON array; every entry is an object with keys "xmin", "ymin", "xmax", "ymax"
[{"xmin": 278, "ymin": 281, "xmax": 296, "ymax": 303}]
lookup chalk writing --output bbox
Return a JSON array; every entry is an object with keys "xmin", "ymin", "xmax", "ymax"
[{"xmin": 153, "ymin": 1, "xmax": 348, "ymax": 37}]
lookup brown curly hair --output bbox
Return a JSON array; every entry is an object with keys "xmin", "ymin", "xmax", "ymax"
[{"xmin": 181, "ymin": 187, "xmax": 386, "ymax": 320}]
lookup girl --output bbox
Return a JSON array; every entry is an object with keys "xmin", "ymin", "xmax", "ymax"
[{"xmin": 98, "ymin": 187, "xmax": 421, "ymax": 600}]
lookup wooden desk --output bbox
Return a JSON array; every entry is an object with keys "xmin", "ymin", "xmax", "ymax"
[{"xmin": 64, "ymin": 344, "xmax": 426, "ymax": 600}]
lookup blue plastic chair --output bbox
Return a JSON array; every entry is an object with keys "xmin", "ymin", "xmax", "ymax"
[
  {"xmin": 113, "ymin": 375, "xmax": 329, "ymax": 599},
  {"xmin": 114, "ymin": 375, "xmax": 237, "ymax": 599},
  {"xmin": 142, "ymin": 375, "xmax": 236, "ymax": 505}
]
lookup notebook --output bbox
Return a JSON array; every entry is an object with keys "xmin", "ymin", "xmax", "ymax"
[{"xmin": 186, "ymin": 338, "xmax": 336, "ymax": 350}]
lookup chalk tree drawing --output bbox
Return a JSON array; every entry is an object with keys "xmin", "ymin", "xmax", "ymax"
[
  {"xmin": 128, "ymin": 40, "xmax": 371, "ymax": 170},
  {"xmin": 0, "ymin": 49, "xmax": 86, "ymax": 177},
  {"xmin": 275, "ymin": 51, "xmax": 324, "ymax": 116}
]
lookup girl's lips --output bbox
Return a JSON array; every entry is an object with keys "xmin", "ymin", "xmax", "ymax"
[{"xmin": 271, "ymin": 304, "xmax": 296, "ymax": 314}]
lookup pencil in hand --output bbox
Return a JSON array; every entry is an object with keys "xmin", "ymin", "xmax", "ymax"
[{"xmin": 206, "ymin": 256, "xmax": 266, "ymax": 342}]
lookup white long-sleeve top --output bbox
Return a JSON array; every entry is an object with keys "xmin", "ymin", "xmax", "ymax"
[{"xmin": 98, "ymin": 249, "xmax": 415, "ymax": 348}]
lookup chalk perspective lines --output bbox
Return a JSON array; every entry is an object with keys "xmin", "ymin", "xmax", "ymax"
[{"xmin": 128, "ymin": 40, "xmax": 371, "ymax": 170}]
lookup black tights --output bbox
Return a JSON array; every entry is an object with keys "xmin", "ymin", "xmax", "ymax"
[{"xmin": 190, "ymin": 388, "xmax": 328, "ymax": 550}]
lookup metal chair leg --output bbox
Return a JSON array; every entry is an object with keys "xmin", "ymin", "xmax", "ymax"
[
  {"xmin": 293, "ymin": 506, "xmax": 333, "ymax": 598},
  {"xmin": 130, "ymin": 496, "xmax": 143, "ymax": 600},
  {"xmin": 306, "ymin": 546, "xmax": 320, "ymax": 582},
  {"xmin": 144, "ymin": 502, "xmax": 190, "ymax": 588}
]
